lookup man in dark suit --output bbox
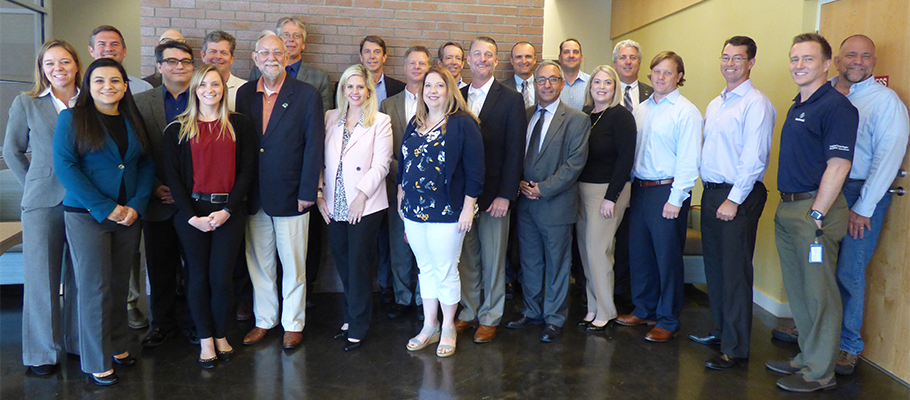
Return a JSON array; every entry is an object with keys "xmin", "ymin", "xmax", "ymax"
[
  {"xmin": 134, "ymin": 40, "xmax": 196, "ymax": 347},
  {"xmin": 505, "ymin": 60, "xmax": 590, "ymax": 342},
  {"xmin": 142, "ymin": 29, "xmax": 184, "ymax": 88},
  {"xmin": 235, "ymin": 32, "xmax": 324, "ymax": 350},
  {"xmin": 610, "ymin": 39, "xmax": 653, "ymax": 311},
  {"xmin": 361, "ymin": 36, "xmax": 405, "ymax": 103},
  {"xmin": 378, "ymin": 46, "xmax": 432, "ymax": 320},
  {"xmin": 453, "ymin": 37, "xmax": 527, "ymax": 343},
  {"xmin": 502, "ymin": 41, "xmax": 537, "ymax": 108}
]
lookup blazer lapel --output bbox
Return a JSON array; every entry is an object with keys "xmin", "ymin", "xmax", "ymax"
[
  {"xmin": 342, "ymin": 121, "xmax": 370, "ymax": 155},
  {"xmin": 478, "ymin": 81, "xmax": 502, "ymax": 123},
  {"xmin": 152, "ymin": 89, "xmax": 168, "ymax": 131},
  {"xmin": 263, "ymin": 81, "xmax": 295, "ymax": 140},
  {"xmin": 36, "ymin": 96, "xmax": 59, "ymax": 132},
  {"xmin": 534, "ymin": 102, "xmax": 566, "ymax": 165}
]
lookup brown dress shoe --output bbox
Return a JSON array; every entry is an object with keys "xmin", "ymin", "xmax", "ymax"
[
  {"xmin": 243, "ymin": 327, "xmax": 269, "ymax": 345},
  {"xmin": 454, "ymin": 319, "xmax": 478, "ymax": 333},
  {"xmin": 283, "ymin": 331, "xmax": 303, "ymax": 349},
  {"xmin": 645, "ymin": 326, "xmax": 679, "ymax": 342},
  {"xmin": 473, "ymin": 325, "xmax": 497, "ymax": 343},
  {"xmin": 615, "ymin": 314, "xmax": 657, "ymax": 327}
]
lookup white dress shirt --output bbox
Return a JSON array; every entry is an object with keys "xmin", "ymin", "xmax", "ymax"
[
  {"xmin": 620, "ymin": 80, "xmax": 641, "ymax": 111},
  {"xmin": 226, "ymin": 73, "xmax": 247, "ymax": 112},
  {"xmin": 525, "ymin": 100, "xmax": 560, "ymax": 155},
  {"xmin": 559, "ymin": 70, "xmax": 590, "ymax": 110},
  {"xmin": 467, "ymin": 75, "xmax": 495, "ymax": 117},
  {"xmin": 404, "ymin": 87, "xmax": 418, "ymax": 123},
  {"xmin": 39, "ymin": 86, "xmax": 79, "ymax": 113},
  {"xmin": 632, "ymin": 88, "xmax": 703, "ymax": 206},
  {"xmin": 700, "ymin": 79, "xmax": 776, "ymax": 204},
  {"xmin": 830, "ymin": 75, "xmax": 910, "ymax": 217}
]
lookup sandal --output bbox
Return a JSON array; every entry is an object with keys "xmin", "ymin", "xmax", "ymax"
[
  {"xmin": 436, "ymin": 327, "xmax": 457, "ymax": 358},
  {"xmin": 407, "ymin": 324, "xmax": 441, "ymax": 351}
]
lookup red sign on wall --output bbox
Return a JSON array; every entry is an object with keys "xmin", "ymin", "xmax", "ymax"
[{"xmin": 875, "ymin": 76, "xmax": 889, "ymax": 87}]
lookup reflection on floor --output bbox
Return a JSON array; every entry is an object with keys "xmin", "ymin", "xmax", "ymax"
[{"xmin": 1, "ymin": 285, "xmax": 907, "ymax": 399}]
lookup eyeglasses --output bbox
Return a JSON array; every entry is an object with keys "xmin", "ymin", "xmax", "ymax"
[
  {"xmin": 720, "ymin": 55, "xmax": 747, "ymax": 63},
  {"xmin": 279, "ymin": 33, "xmax": 303, "ymax": 40},
  {"xmin": 534, "ymin": 76, "xmax": 562, "ymax": 85},
  {"xmin": 161, "ymin": 58, "xmax": 193, "ymax": 67},
  {"xmin": 255, "ymin": 50, "xmax": 286, "ymax": 58},
  {"xmin": 159, "ymin": 38, "xmax": 187, "ymax": 44}
]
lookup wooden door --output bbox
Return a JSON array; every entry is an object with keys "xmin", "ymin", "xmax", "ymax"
[{"xmin": 819, "ymin": 0, "xmax": 910, "ymax": 383}]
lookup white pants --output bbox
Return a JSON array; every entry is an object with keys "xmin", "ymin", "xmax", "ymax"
[
  {"xmin": 403, "ymin": 219, "xmax": 465, "ymax": 306},
  {"xmin": 245, "ymin": 209, "xmax": 309, "ymax": 332}
]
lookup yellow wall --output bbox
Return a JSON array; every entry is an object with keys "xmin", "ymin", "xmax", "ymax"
[
  {"xmin": 51, "ymin": 0, "xmax": 143, "ymax": 78},
  {"xmin": 613, "ymin": 0, "xmax": 819, "ymax": 303}
]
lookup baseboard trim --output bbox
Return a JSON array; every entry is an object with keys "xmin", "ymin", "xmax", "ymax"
[{"xmin": 752, "ymin": 289, "xmax": 791, "ymax": 318}]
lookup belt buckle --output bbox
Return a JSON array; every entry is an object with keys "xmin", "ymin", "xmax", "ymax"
[{"xmin": 210, "ymin": 193, "xmax": 229, "ymax": 204}]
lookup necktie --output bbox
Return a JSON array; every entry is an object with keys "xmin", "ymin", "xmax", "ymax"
[
  {"xmin": 526, "ymin": 109, "xmax": 546, "ymax": 164},
  {"xmin": 521, "ymin": 80, "xmax": 533, "ymax": 108},
  {"xmin": 623, "ymin": 86, "xmax": 634, "ymax": 113}
]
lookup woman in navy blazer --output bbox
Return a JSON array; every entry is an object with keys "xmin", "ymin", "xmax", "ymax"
[
  {"xmin": 316, "ymin": 65, "xmax": 393, "ymax": 352},
  {"xmin": 53, "ymin": 58, "xmax": 154, "ymax": 386},
  {"xmin": 3, "ymin": 39, "xmax": 83, "ymax": 376},
  {"xmin": 399, "ymin": 66, "xmax": 484, "ymax": 357}
]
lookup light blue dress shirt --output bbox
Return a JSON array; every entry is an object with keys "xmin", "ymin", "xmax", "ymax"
[
  {"xmin": 830, "ymin": 75, "xmax": 910, "ymax": 217},
  {"xmin": 559, "ymin": 71, "xmax": 590, "ymax": 110},
  {"xmin": 700, "ymin": 79, "xmax": 776, "ymax": 204},
  {"xmin": 375, "ymin": 72, "xmax": 388, "ymax": 103},
  {"xmin": 632, "ymin": 88, "xmax": 702, "ymax": 207},
  {"xmin": 525, "ymin": 100, "xmax": 560, "ymax": 155}
]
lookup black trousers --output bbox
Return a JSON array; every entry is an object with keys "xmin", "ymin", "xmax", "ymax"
[
  {"xmin": 143, "ymin": 217, "xmax": 192, "ymax": 332},
  {"xmin": 327, "ymin": 211, "xmax": 384, "ymax": 340},
  {"xmin": 173, "ymin": 202, "xmax": 246, "ymax": 339},
  {"xmin": 701, "ymin": 182, "xmax": 766, "ymax": 358},
  {"xmin": 306, "ymin": 211, "xmax": 325, "ymax": 297}
]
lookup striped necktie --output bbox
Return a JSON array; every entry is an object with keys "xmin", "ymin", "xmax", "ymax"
[
  {"xmin": 623, "ymin": 85, "xmax": 634, "ymax": 113},
  {"xmin": 521, "ymin": 80, "xmax": 533, "ymax": 108}
]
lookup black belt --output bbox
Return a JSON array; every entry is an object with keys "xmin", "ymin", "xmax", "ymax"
[
  {"xmin": 780, "ymin": 191, "xmax": 816, "ymax": 202},
  {"xmin": 703, "ymin": 182, "xmax": 734, "ymax": 189},
  {"xmin": 192, "ymin": 192, "xmax": 229, "ymax": 204}
]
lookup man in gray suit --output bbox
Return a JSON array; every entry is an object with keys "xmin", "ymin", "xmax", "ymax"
[
  {"xmin": 134, "ymin": 40, "xmax": 195, "ymax": 347},
  {"xmin": 502, "ymin": 41, "xmax": 537, "ymax": 108},
  {"xmin": 505, "ymin": 60, "xmax": 590, "ymax": 342},
  {"xmin": 249, "ymin": 17, "xmax": 333, "ymax": 111},
  {"xmin": 378, "ymin": 46, "xmax": 432, "ymax": 320}
]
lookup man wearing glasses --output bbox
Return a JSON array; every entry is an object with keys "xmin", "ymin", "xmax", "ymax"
[
  {"xmin": 134, "ymin": 40, "xmax": 197, "ymax": 347},
  {"xmin": 143, "ymin": 30, "xmax": 185, "ymax": 88},
  {"xmin": 235, "ymin": 32, "xmax": 324, "ymax": 350},
  {"xmin": 249, "ymin": 17, "xmax": 333, "ymax": 112}
]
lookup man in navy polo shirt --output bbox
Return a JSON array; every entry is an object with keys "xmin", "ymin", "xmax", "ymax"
[{"xmin": 764, "ymin": 33, "xmax": 858, "ymax": 393}]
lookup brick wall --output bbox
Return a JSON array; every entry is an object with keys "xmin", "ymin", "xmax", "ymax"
[{"xmin": 139, "ymin": 0, "xmax": 545, "ymax": 84}]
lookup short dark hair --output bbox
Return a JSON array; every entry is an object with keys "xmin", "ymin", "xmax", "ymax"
[
  {"xmin": 405, "ymin": 46, "xmax": 432, "ymax": 62},
  {"xmin": 470, "ymin": 36, "xmax": 498, "ymax": 54},
  {"xmin": 360, "ymin": 35, "xmax": 387, "ymax": 55},
  {"xmin": 793, "ymin": 33, "xmax": 832, "ymax": 60},
  {"xmin": 723, "ymin": 36, "xmax": 757, "ymax": 60},
  {"xmin": 559, "ymin": 38, "xmax": 582, "ymax": 54},
  {"xmin": 90, "ymin": 25, "xmax": 125, "ymax": 49},
  {"xmin": 437, "ymin": 41, "xmax": 464, "ymax": 61},
  {"xmin": 203, "ymin": 30, "xmax": 237, "ymax": 55},
  {"xmin": 649, "ymin": 51, "xmax": 686, "ymax": 86},
  {"xmin": 511, "ymin": 41, "xmax": 535, "ymax": 57},
  {"xmin": 155, "ymin": 41, "xmax": 194, "ymax": 63}
]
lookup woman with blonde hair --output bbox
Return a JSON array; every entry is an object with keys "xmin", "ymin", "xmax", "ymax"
[
  {"xmin": 162, "ymin": 65, "xmax": 256, "ymax": 368},
  {"xmin": 316, "ymin": 64, "xmax": 393, "ymax": 352},
  {"xmin": 400, "ymin": 66, "xmax": 484, "ymax": 357}
]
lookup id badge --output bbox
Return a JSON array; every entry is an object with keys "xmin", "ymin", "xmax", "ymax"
[{"xmin": 809, "ymin": 244, "xmax": 823, "ymax": 263}]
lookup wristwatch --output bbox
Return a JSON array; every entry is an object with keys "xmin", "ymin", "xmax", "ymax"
[{"xmin": 809, "ymin": 209, "xmax": 824, "ymax": 221}]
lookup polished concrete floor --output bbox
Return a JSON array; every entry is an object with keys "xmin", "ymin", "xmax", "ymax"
[{"xmin": 1, "ymin": 284, "xmax": 908, "ymax": 399}]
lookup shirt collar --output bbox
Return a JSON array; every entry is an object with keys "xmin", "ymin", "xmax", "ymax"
[
  {"xmin": 620, "ymin": 80, "xmax": 639, "ymax": 92},
  {"xmin": 338, "ymin": 110, "xmax": 365, "ymax": 128},
  {"xmin": 256, "ymin": 73, "xmax": 287, "ymax": 96},
  {"xmin": 286, "ymin": 58, "xmax": 302, "ymax": 77},
  {"xmin": 39, "ymin": 86, "xmax": 80, "ymax": 109},
  {"xmin": 792, "ymin": 81, "xmax": 834, "ymax": 105},
  {"xmin": 721, "ymin": 78, "xmax": 754, "ymax": 100},
  {"xmin": 653, "ymin": 88, "xmax": 681, "ymax": 105},
  {"xmin": 515, "ymin": 74, "xmax": 532, "ymax": 86},
  {"xmin": 536, "ymin": 100, "xmax": 560, "ymax": 115},
  {"xmin": 162, "ymin": 84, "xmax": 190, "ymax": 101},
  {"xmin": 829, "ymin": 75, "xmax": 876, "ymax": 96},
  {"xmin": 468, "ymin": 75, "xmax": 495, "ymax": 97},
  {"xmin": 376, "ymin": 72, "xmax": 385, "ymax": 86},
  {"xmin": 404, "ymin": 87, "xmax": 418, "ymax": 102}
]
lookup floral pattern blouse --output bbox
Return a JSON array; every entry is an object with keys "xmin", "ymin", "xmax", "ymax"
[{"xmin": 399, "ymin": 125, "xmax": 456, "ymax": 223}]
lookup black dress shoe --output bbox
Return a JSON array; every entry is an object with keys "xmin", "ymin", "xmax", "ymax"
[
  {"xmin": 333, "ymin": 329, "xmax": 348, "ymax": 340},
  {"xmin": 344, "ymin": 340, "xmax": 362, "ymax": 352},
  {"xmin": 505, "ymin": 315, "xmax": 545, "ymax": 329},
  {"xmin": 586, "ymin": 323, "xmax": 608, "ymax": 333},
  {"xmin": 112, "ymin": 354, "xmax": 137, "ymax": 366},
  {"xmin": 381, "ymin": 288, "xmax": 395, "ymax": 304},
  {"xmin": 706, "ymin": 354, "xmax": 747, "ymax": 370},
  {"xmin": 505, "ymin": 283, "xmax": 515, "ymax": 300},
  {"xmin": 577, "ymin": 319, "xmax": 593, "ymax": 327},
  {"xmin": 217, "ymin": 349, "xmax": 234, "ymax": 362},
  {"xmin": 415, "ymin": 304, "xmax": 425, "ymax": 321},
  {"xmin": 688, "ymin": 333, "xmax": 721, "ymax": 345},
  {"xmin": 199, "ymin": 356, "xmax": 217, "ymax": 369},
  {"xmin": 540, "ymin": 324, "xmax": 562, "ymax": 342},
  {"xmin": 141, "ymin": 327, "xmax": 176, "ymax": 348},
  {"xmin": 91, "ymin": 372, "xmax": 119, "ymax": 386},
  {"xmin": 28, "ymin": 364, "xmax": 57, "ymax": 376},
  {"xmin": 182, "ymin": 329, "xmax": 200, "ymax": 345},
  {"xmin": 387, "ymin": 304, "xmax": 407, "ymax": 319}
]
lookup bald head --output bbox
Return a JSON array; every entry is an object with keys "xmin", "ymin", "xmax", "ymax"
[
  {"xmin": 159, "ymin": 29, "xmax": 184, "ymax": 44},
  {"xmin": 835, "ymin": 34, "xmax": 877, "ymax": 84}
]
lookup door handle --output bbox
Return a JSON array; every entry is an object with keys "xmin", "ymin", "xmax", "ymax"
[
  {"xmin": 898, "ymin": 169, "xmax": 907, "ymax": 178},
  {"xmin": 888, "ymin": 187, "xmax": 905, "ymax": 196}
]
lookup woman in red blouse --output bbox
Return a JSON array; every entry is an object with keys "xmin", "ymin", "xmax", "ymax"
[{"xmin": 162, "ymin": 65, "xmax": 256, "ymax": 369}]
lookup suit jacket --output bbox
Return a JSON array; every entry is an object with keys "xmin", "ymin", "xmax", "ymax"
[
  {"xmin": 162, "ymin": 113, "xmax": 257, "ymax": 220},
  {"xmin": 501, "ymin": 75, "xmax": 536, "ymax": 107},
  {"xmin": 519, "ymin": 101, "xmax": 591, "ymax": 225},
  {"xmin": 134, "ymin": 86, "xmax": 178, "ymax": 221},
  {"xmin": 142, "ymin": 73, "xmax": 162, "ymax": 89},
  {"xmin": 320, "ymin": 110, "xmax": 393, "ymax": 217},
  {"xmin": 384, "ymin": 76, "xmax": 406, "ymax": 98},
  {"xmin": 249, "ymin": 60, "xmax": 334, "ymax": 111},
  {"xmin": 235, "ymin": 76, "xmax": 325, "ymax": 217},
  {"xmin": 3, "ymin": 94, "xmax": 66, "ymax": 208},
  {"xmin": 461, "ymin": 80, "xmax": 527, "ymax": 210},
  {"xmin": 53, "ymin": 109, "xmax": 155, "ymax": 222},
  {"xmin": 639, "ymin": 81, "xmax": 654, "ymax": 102},
  {"xmin": 378, "ymin": 90, "xmax": 409, "ymax": 190}
]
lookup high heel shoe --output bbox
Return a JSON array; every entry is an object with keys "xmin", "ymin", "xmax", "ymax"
[
  {"xmin": 333, "ymin": 329, "xmax": 348, "ymax": 340},
  {"xmin": 407, "ymin": 324, "xmax": 441, "ymax": 351},
  {"xmin": 112, "ymin": 354, "xmax": 137, "ymax": 366},
  {"xmin": 344, "ymin": 339, "xmax": 362, "ymax": 352},
  {"xmin": 436, "ymin": 328, "xmax": 457, "ymax": 358}
]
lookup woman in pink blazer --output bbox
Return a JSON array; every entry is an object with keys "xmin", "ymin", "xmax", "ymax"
[{"xmin": 316, "ymin": 64, "xmax": 393, "ymax": 352}]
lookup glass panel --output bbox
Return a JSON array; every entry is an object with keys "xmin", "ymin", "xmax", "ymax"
[{"xmin": 1, "ymin": 0, "xmax": 42, "ymax": 82}]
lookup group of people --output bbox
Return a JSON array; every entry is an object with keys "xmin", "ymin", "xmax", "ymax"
[{"xmin": 4, "ymin": 15, "xmax": 908, "ymax": 394}]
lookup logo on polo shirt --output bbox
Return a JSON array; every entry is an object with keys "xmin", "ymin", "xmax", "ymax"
[
  {"xmin": 829, "ymin": 144, "xmax": 850, "ymax": 152},
  {"xmin": 795, "ymin": 112, "xmax": 805, "ymax": 122}
]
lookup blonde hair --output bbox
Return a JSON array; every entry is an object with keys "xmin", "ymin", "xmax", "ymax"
[
  {"xmin": 27, "ymin": 40, "xmax": 82, "ymax": 98},
  {"xmin": 335, "ymin": 64, "xmax": 378, "ymax": 127},
  {"xmin": 414, "ymin": 66, "xmax": 477, "ymax": 134},
  {"xmin": 173, "ymin": 65, "xmax": 235, "ymax": 143},
  {"xmin": 583, "ymin": 65, "xmax": 623, "ymax": 110}
]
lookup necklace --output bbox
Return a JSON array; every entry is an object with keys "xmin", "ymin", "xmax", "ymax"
[
  {"xmin": 419, "ymin": 116, "xmax": 446, "ymax": 136},
  {"xmin": 591, "ymin": 107, "xmax": 607, "ymax": 129}
]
